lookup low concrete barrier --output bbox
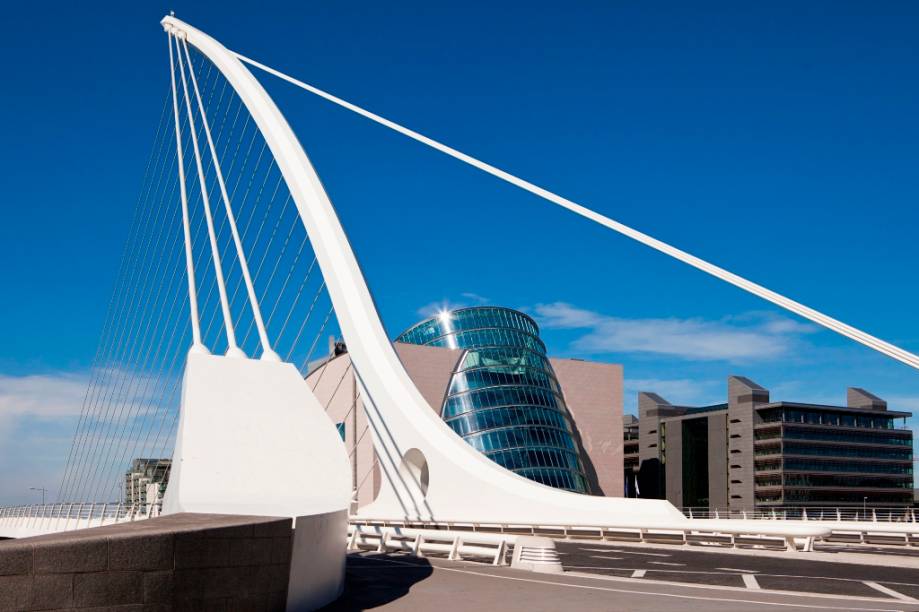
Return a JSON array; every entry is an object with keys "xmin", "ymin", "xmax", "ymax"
[{"xmin": 0, "ymin": 513, "xmax": 292, "ymax": 611}]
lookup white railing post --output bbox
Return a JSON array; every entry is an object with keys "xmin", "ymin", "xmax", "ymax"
[{"xmin": 448, "ymin": 536, "xmax": 462, "ymax": 560}]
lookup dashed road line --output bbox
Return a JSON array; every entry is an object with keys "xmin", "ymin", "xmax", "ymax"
[
  {"xmin": 862, "ymin": 581, "xmax": 918, "ymax": 603},
  {"xmin": 717, "ymin": 567, "xmax": 758, "ymax": 573},
  {"xmin": 588, "ymin": 555, "xmax": 622, "ymax": 560},
  {"xmin": 578, "ymin": 548, "xmax": 671, "ymax": 557},
  {"xmin": 648, "ymin": 561, "xmax": 685, "ymax": 567},
  {"xmin": 742, "ymin": 574, "xmax": 761, "ymax": 590},
  {"xmin": 631, "ymin": 569, "xmax": 646, "ymax": 578}
]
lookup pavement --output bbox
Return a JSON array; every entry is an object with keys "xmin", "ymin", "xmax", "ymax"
[
  {"xmin": 557, "ymin": 540, "xmax": 919, "ymax": 601},
  {"xmin": 322, "ymin": 546, "xmax": 919, "ymax": 611}
]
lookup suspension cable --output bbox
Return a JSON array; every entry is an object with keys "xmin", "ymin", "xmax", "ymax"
[
  {"xmin": 169, "ymin": 33, "xmax": 204, "ymax": 350},
  {"xmin": 174, "ymin": 34, "xmax": 241, "ymax": 356},
  {"xmin": 236, "ymin": 52, "xmax": 919, "ymax": 372},
  {"xmin": 182, "ymin": 38, "xmax": 278, "ymax": 361}
]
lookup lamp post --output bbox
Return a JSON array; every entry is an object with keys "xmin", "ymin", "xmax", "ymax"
[
  {"xmin": 29, "ymin": 487, "xmax": 47, "ymax": 506},
  {"xmin": 863, "ymin": 496, "xmax": 868, "ymax": 519}
]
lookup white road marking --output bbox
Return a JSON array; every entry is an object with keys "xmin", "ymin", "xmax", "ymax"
[
  {"xmin": 431, "ymin": 563, "xmax": 904, "ymax": 610},
  {"xmin": 648, "ymin": 561, "xmax": 685, "ymax": 567},
  {"xmin": 358, "ymin": 554, "xmax": 911, "ymax": 610},
  {"xmin": 631, "ymin": 569, "xmax": 646, "ymax": 578},
  {"xmin": 862, "ymin": 581, "xmax": 918, "ymax": 602},
  {"xmin": 743, "ymin": 574, "xmax": 761, "ymax": 590},
  {"xmin": 588, "ymin": 555, "xmax": 623, "ymax": 561},
  {"xmin": 716, "ymin": 567, "xmax": 758, "ymax": 573},
  {"xmin": 579, "ymin": 548, "xmax": 670, "ymax": 557}
]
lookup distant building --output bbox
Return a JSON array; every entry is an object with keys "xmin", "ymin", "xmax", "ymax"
[
  {"xmin": 124, "ymin": 459, "xmax": 171, "ymax": 508},
  {"xmin": 630, "ymin": 377, "xmax": 913, "ymax": 510},
  {"xmin": 623, "ymin": 415, "xmax": 639, "ymax": 497},
  {"xmin": 308, "ymin": 306, "xmax": 624, "ymax": 507}
]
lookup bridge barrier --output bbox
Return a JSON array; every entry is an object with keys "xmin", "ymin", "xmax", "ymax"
[
  {"xmin": 347, "ymin": 524, "xmax": 514, "ymax": 566},
  {"xmin": 349, "ymin": 518, "xmax": 831, "ymax": 552},
  {"xmin": 0, "ymin": 503, "xmax": 158, "ymax": 539},
  {"xmin": 682, "ymin": 506, "xmax": 918, "ymax": 523},
  {"xmin": 679, "ymin": 507, "xmax": 919, "ymax": 547}
]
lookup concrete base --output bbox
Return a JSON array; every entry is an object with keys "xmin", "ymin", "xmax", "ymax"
[
  {"xmin": 0, "ymin": 513, "xmax": 292, "ymax": 611},
  {"xmin": 164, "ymin": 354, "xmax": 351, "ymax": 519},
  {"xmin": 286, "ymin": 509, "xmax": 348, "ymax": 611},
  {"xmin": 510, "ymin": 536, "xmax": 563, "ymax": 574}
]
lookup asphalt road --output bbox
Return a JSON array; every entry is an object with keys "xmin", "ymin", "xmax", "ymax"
[
  {"xmin": 322, "ymin": 551, "xmax": 919, "ymax": 612},
  {"xmin": 557, "ymin": 541, "xmax": 919, "ymax": 601}
]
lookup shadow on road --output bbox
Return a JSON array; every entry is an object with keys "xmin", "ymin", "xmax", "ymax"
[{"xmin": 321, "ymin": 552, "xmax": 434, "ymax": 611}]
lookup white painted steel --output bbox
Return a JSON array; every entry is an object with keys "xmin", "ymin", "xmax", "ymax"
[
  {"xmin": 0, "ymin": 504, "xmax": 150, "ymax": 539},
  {"xmin": 157, "ymin": 16, "xmax": 908, "ymax": 544},
  {"xmin": 160, "ymin": 14, "xmax": 689, "ymax": 530},
  {"xmin": 162, "ymin": 353, "xmax": 351, "ymax": 518},
  {"xmin": 353, "ymin": 517, "xmax": 831, "ymax": 552},
  {"xmin": 167, "ymin": 37, "xmax": 205, "ymax": 351},
  {"xmin": 236, "ymin": 53, "xmax": 919, "ymax": 372},
  {"xmin": 172, "ymin": 34, "xmax": 243, "ymax": 358},
  {"xmin": 180, "ymin": 38, "xmax": 279, "ymax": 362},
  {"xmin": 348, "ymin": 524, "xmax": 514, "ymax": 565}
]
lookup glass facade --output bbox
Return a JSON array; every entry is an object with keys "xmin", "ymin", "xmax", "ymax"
[
  {"xmin": 753, "ymin": 403, "xmax": 914, "ymax": 506},
  {"xmin": 396, "ymin": 306, "xmax": 589, "ymax": 493}
]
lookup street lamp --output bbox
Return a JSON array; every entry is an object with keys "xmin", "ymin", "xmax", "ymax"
[
  {"xmin": 863, "ymin": 496, "xmax": 868, "ymax": 519},
  {"xmin": 29, "ymin": 487, "xmax": 47, "ymax": 506}
]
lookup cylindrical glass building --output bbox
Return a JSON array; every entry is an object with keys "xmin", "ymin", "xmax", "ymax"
[{"xmin": 396, "ymin": 306, "xmax": 589, "ymax": 493}]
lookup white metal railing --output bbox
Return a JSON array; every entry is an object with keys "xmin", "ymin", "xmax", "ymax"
[
  {"xmin": 350, "ymin": 517, "xmax": 831, "ymax": 552},
  {"xmin": 0, "ymin": 503, "xmax": 159, "ymax": 537},
  {"xmin": 347, "ymin": 524, "xmax": 512, "ymax": 565},
  {"xmin": 681, "ymin": 506, "xmax": 917, "ymax": 523}
]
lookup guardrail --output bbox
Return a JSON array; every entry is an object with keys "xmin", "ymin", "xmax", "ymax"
[
  {"xmin": 350, "ymin": 517, "xmax": 831, "ymax": 552},
  {"xmin": 0, "ymin": 503, "xmax": 159, "ymax": 538},
  {"xmin": 681, "ymin": 506, "xmax": 917, "ymax": 522},
  {"xmin": 347, "ymin": 524, "xmax": 513, "ymax": 565}
]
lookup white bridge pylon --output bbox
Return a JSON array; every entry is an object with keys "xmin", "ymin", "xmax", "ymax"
[
  {"xmin": 156, "ymin": 13, "xmax": 916, "ymax": 532},
  {"xmin": 160, "ymin": 15, "xmax": 682, "ymax": 526},
  {"xmin": 155, "ymin": 17, "xmax": 919, "ymax": 527}
]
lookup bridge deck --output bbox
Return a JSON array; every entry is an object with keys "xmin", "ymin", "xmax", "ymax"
[{"xmin": 332, "ymin": 548, "xmax": 919, "ymax": 611}]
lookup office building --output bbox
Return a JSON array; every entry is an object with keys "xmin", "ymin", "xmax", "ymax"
[
  {"xmin": 123, "ymin": 458, "xmax": 171, "ymax": 508},
  {"xmin": 628, "ymin": 377, "xmax": 913, "ymax": 510}
]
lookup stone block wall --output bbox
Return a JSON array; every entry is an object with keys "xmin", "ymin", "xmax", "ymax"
[{"xmin": 0, "ymin": 513, "xmax": 293, "ymax": 611}]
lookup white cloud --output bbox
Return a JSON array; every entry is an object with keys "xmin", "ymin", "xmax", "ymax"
[
  {"xmin": 0, "ymin": 370, "xmax": 177, "ymax": 505},
  {"xmin": 532, "ymin": 302, "xmax": 816, "ymax": 362},
  {"xmin": 0, "ymin": 372, "xmax": 89, "ymax": 418}
]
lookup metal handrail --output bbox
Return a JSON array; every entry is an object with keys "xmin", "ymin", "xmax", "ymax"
[
  {"xmin": 680, "ymin": 505, "xmax": 917, "ymax": 522},
  {"xmin": 0, "ymin": 502, "xmax": 161, "ymax": 536}
]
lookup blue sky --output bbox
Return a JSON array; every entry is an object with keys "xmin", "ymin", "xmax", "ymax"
[{"xmin": 0, "ymin": 1, "xmax": 917, "ymax": 504}]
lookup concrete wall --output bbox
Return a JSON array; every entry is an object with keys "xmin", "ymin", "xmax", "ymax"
[
  {"xmin": 550, "ymin": 358, "xmax": 623, "ymax": 496},
  {"xmin": 637, "ymin": 393, "xmax": 686, "ymax": 500},
  {"xmin": 664, "ymin": 420, "xmax": 683, "ymax": 508},
  {"xmin": 0, "ymin": 513, "xmax": 293, "ymax": 612},
  {"xmin": 312, "ymin": 344, "xmax": 625, "ymax": 504},
  {"xmin": 707, "ymin": 413, "xmax": 729, "ymax": 510},
  {"xmin": 727, "ymin": 376, "xmax": 769, "ymax": 511},
  {"xmin": 395, "ymin": 343, "xmax": 464, "ymax": 415},
  {"xmin": 311, "ymin": 344, "xmax": 463, "ymax": 508},
  {"xmin": 311, "ymin": 352, "xmax": 377, "ymax": 509}
]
